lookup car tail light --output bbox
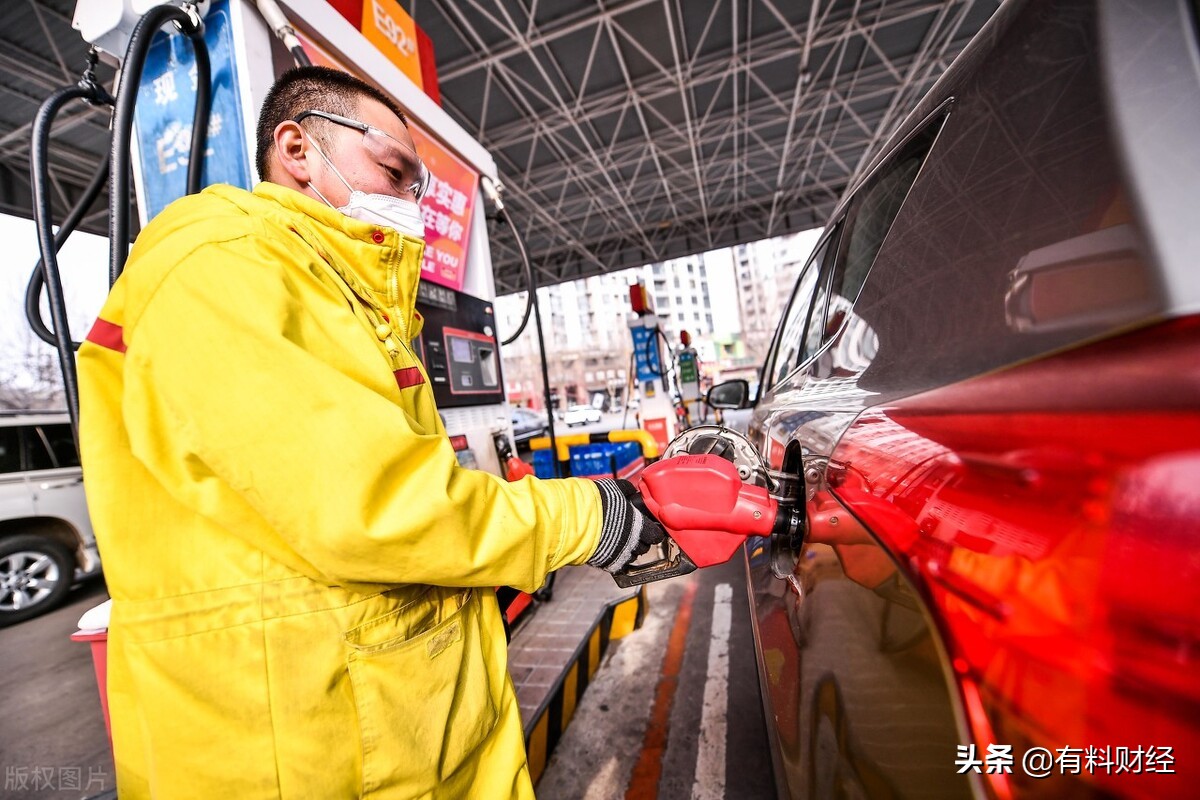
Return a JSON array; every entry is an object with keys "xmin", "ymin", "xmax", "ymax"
[{"xmin": 825, "ymin": 317, "xmax": 1200, "ymax": 799}]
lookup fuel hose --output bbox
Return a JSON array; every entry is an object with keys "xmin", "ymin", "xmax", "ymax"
[
  {"xmin": 495, "ymin": 206, "xmax": 561, "ymax": 475},
  {"xmin": 499, "ymin": 217, "xmax": 535, "ymax": 348},
  {"xmin": 31, "ymin": 82, "xmax": 112, "ymax": 439},
  {"xmin": 30, "ymin": 6, "xmax": 212, "ymax": 441},
  {"xmin": 482, "ymin": 177, "xmax": 563, "ymax": 474},
  {"xmin": 250, "ymin": 0, "xmax": 313, "ymax": 67},
  {"xmin": 26, "ymin": 157, "xmax": 110, "ymax": 349},
  {"xmin": 110, "ymin": 3, "xmax": 211, "ymax": 284}
]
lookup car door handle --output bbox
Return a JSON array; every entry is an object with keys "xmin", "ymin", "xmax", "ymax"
[{"xmin": 40, "ymin": 478, "xmax": 83, "ymax": 489}]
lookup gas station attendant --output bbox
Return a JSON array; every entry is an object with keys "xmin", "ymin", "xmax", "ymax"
[{"xmin": 76, "ymin": 66, "xmax": 663, "ymax": 799}]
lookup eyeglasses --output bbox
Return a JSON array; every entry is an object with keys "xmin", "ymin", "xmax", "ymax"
[{"xmin": 293, "ymin": 109, "xmax": 431, "ymax": 201}]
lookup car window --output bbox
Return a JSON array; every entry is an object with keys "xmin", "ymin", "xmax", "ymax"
[
  {"xmin": 824, "ymin": 118, "xmax": 944, "ymax": 339},
  {"xmin": 765, "ymin": 245, "xmax": 823, "ymax": 389},
  {"xmin": 764, "ymin": 226, "xmax": 841, "ymax": 389},
  {"xmin": 0, "ymin": 427, "xmax": 19, "ymax": 474},
  {"xmin": 25, "ymin": 426, "xmax": 58, "ymax": 471},
  {"xmin": 41, "ymin": 424, "xmax": 80, "ymax": 469},
  {"xmin": 798, "ymin": 238, "xmax": 839, "ymax": 367}
]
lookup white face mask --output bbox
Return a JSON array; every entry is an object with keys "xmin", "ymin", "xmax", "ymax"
[
  {"xmin": 338, "ymin": 191, "xmax": 425, "ymax": 240},
  {"xmin": 307, "ymin": 140, "xmax": 426, "ymax": 241}
]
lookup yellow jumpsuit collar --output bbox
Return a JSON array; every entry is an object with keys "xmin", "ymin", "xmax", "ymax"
[{"xmin": 248, "ymin": 181, "xmax": 425, "ymax": 338}]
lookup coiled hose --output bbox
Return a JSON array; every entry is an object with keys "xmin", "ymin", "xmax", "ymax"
[
  {"xmin": 30, "ymin": 7, "xmax": 212, "ymax": 440},
  {"xmin": 30, "ymin": 80, "xmax": 114, "ymax": 439},
  {"xmin": 26, "ymin": 157, "xmax": 110, "ymax": 349}
]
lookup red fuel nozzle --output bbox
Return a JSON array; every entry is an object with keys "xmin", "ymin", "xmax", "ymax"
[{"xmin": 612, "ymin": 454, "xmax": 781, "ymax": 587}]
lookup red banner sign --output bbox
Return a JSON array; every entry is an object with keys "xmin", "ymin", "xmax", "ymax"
[{"xmin": 407, "ymin": 125, "xmax": 477, "ymax": 292}]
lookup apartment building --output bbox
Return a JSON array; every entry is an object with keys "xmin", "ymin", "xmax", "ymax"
[{"xmin": 494, "ymin": 229, "xmax": 819, "ymax": 410}]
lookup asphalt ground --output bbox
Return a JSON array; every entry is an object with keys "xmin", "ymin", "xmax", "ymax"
[
  {"xmin": 0, "ymin": 576, "xmax": 114, "ymax": 799},
  {"xmin": 538, "ymin": 556, "xmax": 776, "ymax": 799}
]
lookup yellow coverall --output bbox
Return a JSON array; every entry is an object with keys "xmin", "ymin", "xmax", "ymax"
[{"xmin": 78, "ymin": 181, "xmax": 603, "ymax": 798}]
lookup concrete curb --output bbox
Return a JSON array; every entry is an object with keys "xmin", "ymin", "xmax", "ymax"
[{"xmin": 523, "ymin": 586, "xmax": 648, "ymax": 783}]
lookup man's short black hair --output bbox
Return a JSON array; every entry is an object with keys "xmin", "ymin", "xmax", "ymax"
[{"xmin": 255, "ymin": 65, "xmax": 407, "ymax": 181}]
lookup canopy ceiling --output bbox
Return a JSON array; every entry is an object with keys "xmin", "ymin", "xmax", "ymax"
[{"xmin": 0, "ymin": 0, "xmax": 997, "ymax": 293}]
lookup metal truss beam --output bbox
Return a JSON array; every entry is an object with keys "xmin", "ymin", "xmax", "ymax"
[{"xmin": 418, "ymin": 0, "xmax": 992, "ymax": 292}]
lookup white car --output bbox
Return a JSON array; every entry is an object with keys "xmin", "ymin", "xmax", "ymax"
[
  {"xmin": 0, "ymin": 413, "xmax": 101, "ymax": 626},
  {"xmin": 562, "ymin": 405, "xmax": 602, "ymax": 427}
]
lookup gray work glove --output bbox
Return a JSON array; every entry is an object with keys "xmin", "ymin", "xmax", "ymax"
[{"xmin": 588, "ymin": 479, "xmax": 667, "ymax": 573}]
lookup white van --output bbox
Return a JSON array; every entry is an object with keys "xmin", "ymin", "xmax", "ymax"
[{"xmin": 0, "ymin": 413, "xmax": 101, "ymax": 626}]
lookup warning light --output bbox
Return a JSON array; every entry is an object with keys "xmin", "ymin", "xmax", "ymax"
[{"xmin": 629, "ymin": 281, "xmax": 649, "ymax": 315}]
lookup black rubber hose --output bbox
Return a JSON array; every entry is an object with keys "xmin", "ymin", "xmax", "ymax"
[
  {"xmin": 500, "ymin": 230, "xmax": 535, "ymax": 346},
  {"xmin": 186, "ymin": 32, "xmax": 212, "ymax": 195},
  {"xmin": 31, "ymin": 85, "xmax": 100, "ymax": 438},
  {"xmin": 642, "ymin": 323, "xmax": 673, "ymax": 379},
  {"xmin": 660, "ymin": 326, "xmax": 678, "ymax": 385},
  {"xmin": 26, "ymin": 156, "xmax": 110, "ymax": 349},
  {"xmin": 290, "ymin": 44, "xmax": 312, "ymax": 67},
  {"xmin": 497, "ymin": 209, "xmax": 560, "ymax": 475},
  {"xmin": 110, "ymin": 5, "xmax": 210, "ymax": 284}
]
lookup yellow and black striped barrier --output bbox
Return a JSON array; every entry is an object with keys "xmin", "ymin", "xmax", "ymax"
[
  {"xmin": 528, "ymin": 429, "xmax": 661, "ymax": 478},
  {"xmin": 523, "ymin": 586, "xmax": 648, "ymax": 783}
]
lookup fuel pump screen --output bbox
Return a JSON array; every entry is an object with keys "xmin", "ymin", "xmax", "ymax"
[
  {"xmin": 450, "ymin": 337, "xmax": 474, "ymax": 363},
  {"xmin": 444, "ymin": 329, "xmax": 498, "ymax": 394}
]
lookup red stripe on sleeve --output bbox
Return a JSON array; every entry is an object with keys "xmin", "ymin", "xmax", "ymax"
[
  {"xmin": 394, "ymin": 367, "xmax": 425, "ymax": 389},
  {"xmin": 85, "ymin": 318, "xmax": 127, "ymax": 353}
]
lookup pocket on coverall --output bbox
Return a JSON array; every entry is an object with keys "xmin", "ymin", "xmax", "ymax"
[{"xmin": 344, "ymin": 589, "xmax": 498, "ymax": 796}]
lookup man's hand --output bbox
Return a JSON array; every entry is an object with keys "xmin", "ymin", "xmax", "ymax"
[{"xmin": 588, "ymin": 479, "xmax": 667, "ymax": 573}]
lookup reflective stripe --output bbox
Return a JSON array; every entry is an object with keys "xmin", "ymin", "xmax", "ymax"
[
  {"xmin": 86, "ymin": 318, "xmax": 126, "ymax": 353},
  {"xmin": 394, "ymin": 367, "xmax": 424, "ymax": 389}
]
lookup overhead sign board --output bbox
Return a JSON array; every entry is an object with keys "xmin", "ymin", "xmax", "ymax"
[{"xmin": 360, "ymin": 0, "xmax": 424, "ymax": 89}]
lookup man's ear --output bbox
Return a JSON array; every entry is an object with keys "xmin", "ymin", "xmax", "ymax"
[{"xmin": 273, "ymin": 120, "xmax": 312, "ymax": 185}]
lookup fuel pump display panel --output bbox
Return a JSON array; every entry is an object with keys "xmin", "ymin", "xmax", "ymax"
[
  {"xmin": 444, "ymin": 328, "xmax": 499, "ymax": 395},
  {"xmin": 414, "ymin": 283, "xmax": 505, "ymax": 408}
]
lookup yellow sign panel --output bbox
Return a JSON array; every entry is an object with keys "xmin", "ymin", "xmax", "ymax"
[{"xmin": 360, "ymin": 0, "xmax": 423, "ymax": 88}]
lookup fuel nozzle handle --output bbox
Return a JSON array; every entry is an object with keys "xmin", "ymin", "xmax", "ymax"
[{"xmin": 612, "ymin": 454, "xmax": 782, "ymax": 586}]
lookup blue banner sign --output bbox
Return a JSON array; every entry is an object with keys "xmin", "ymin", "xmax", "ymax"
[
  {"xmin": 134, "ymin": 0, "xmax": 250, "ymax": 221},
  {"xmin": 631, "ymin": 324, "xmax": 662, "ymax": 383}
]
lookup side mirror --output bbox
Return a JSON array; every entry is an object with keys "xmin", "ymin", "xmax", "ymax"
[{"xmin": 706, "ymin": 379, "xmax": 750, "ymax": 410}]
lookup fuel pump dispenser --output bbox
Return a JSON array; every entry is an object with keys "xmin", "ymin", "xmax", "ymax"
[
  {"xmin": 675, "ymin": 329, "xmax": 701, "ymax": 426},
  {"xmin": 39, "ymin": 0, "xmax": 527, "ymax": 471},
  {"xmin": 628, "ymin": 280, "xmax": 679, "ymax": 451}
]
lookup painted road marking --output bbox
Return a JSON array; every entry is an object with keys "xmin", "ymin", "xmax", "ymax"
[
  {"xmin": 536, "ymin": 582, "xmax": 678, "ymax": 799},
  {"xmin": 692, "ymin": 583, "xmax": 732, "ymax": 800},
  {"xmin": 583, "ymin": 757, "xmax": 621, "ymax": 800},
  {"xmin": 625, "ymin": 580, "xmax": 699, "ymax": 799}
]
